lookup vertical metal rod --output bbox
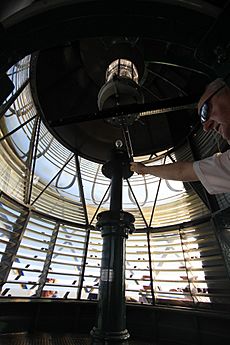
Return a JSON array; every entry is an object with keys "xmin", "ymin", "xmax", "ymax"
[
  {"xmin": 75, "ymin": 154, "xmax": 91, "ymax": 300},
  {"xmin": 147, "ymin": 230, "xmax": 156, "ymax": 305},
  {"xmin": 75, "ymin": 155, "xmax": 89, "ymax": 225},
  {"xmin": 179, "ymin": 226, "xmax": 196, "ymax": 304},
  {"xmin": 77, "ymin": 229, "xmax": 90, "ymax": 300},
  {"xmin": 35, "ymin": 221, "xmax": 60, "ymax": 297},
  {"xmin": 24, "ymin": 116, "xmax": 41, "ymax": 205}
]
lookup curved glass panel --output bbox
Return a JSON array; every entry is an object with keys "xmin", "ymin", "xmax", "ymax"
[{"xmin": 1, "ymin": 195, "xmax": 229, "ymax": 308}]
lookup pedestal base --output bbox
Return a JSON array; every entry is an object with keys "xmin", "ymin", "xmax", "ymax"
[{"xmin": 91, "ymin": 326, "xmax": 130, "ymax": 345}]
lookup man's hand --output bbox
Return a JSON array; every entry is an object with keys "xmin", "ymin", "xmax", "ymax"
[{"xmin": 130, "ymin": 162, "xmax": 147, "ymax": 175}]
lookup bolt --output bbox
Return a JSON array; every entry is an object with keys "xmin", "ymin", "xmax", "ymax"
[{"xmin": 115, "ymin": 140, "xmax": 123, "ymax": 148}]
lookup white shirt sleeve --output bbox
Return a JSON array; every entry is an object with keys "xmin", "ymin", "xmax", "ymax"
[{"xmin": 193, "ymin": 149, "xmax": 230, "ymax": 194}]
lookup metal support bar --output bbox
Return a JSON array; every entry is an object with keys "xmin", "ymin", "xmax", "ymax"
[
  {"xmin": 34, "ymin": 221, "xmax": 60, "ymax": 297},
  {"xmin": 50, "ymin": 96, "xmax": 198, "ymax": 127},
  {"xmin": 24, "ymin": 116, "xmax": 41, "ymax": 205},
  {"xmin": 90, "ymin": 183, "xmax": 111, "ymax": 226},
  {"xmin": 0, "ymin": 208, "xmax": 30, "ymax": 292},
  {"xmin": 126, "ymin": 178, "xmax": 148, "ymax": 228},
  {"xmin": 31, "ymin": 154, "xmax": 74, "ymax": 205},
  {"xmin": 76, "ymin": 229, "xmax": 90, "ymax": 300},
  {"xmin": 179, "ymin": 226, "xmax": 196, "ymax": 304},
  {"xmin": 146, "ymin": 231, "xmax": 156, "ymax": 305},
  {"xmin": 0, "ymin": 78, "xmax": 29, "ymax": 120},
  {"xmin": 75, "ymin": 154, "xmax": 90, "ymax": 300},
  {"xmin": 75, "ymin": 154, "xmax": 89, "ymax": 225},
  {"xmin": 0, "ymin": 113, "xmax": 38, "ymax": 143},
  {"xmin": 149, "ymin": 156, "xmax": 166, "ymax": 227}
]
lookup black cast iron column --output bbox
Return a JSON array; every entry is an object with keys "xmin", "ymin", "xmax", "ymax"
[{"xmin": 91, "ymin": 145, "xmax": 134, "ymax": 345}]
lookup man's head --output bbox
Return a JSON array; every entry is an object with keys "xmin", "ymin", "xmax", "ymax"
[{"xmin": 198, "ymin": 78, "xmax": 230, "ymax": 143}]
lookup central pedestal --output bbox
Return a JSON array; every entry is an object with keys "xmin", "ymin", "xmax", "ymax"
[{"xmin": 91, "ymin": 147, "xmax": 134, "ymax": 345}]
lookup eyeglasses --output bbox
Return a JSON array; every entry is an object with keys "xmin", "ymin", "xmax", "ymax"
[{"xmin": 199, "ymin": 84, "xmax": 225, "ymax": 124}]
